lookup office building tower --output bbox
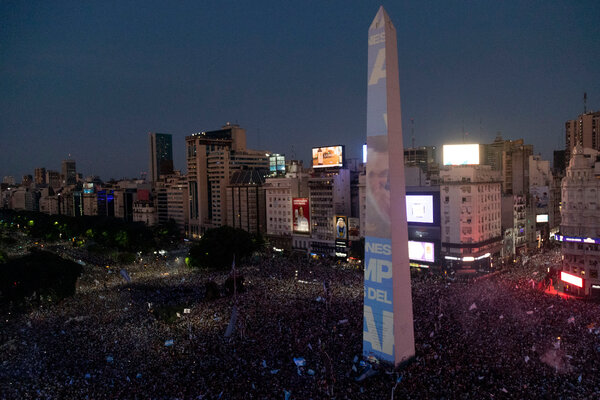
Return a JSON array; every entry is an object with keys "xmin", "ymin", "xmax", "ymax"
[
  {"xmin": 186, "ymin": 123, "xmax": 269, "ymax": 237},
  {"xmin": 149, "ymin": 133, "xmax": 174, "ymax": 182},
  {"xmin": 155, "ymin": 172, "xmax": 189, "ymax": 233},
  {"xmin": 481, "ymin": 136, "xmax": 533, "ymax": 195},
  {"xmin": 565, "ymin": 110, "xmax": 600, "ymax": 165},
  {"xmin": 34, "ymin": 168, "xmax": 46, "ymax": 185},
  {"xmin": 61, "ymin": 159, "xmax": 77, "ymax": 185},
  {"xmin": 22, "ymin": 175, "xmax": 33, "ymax": 187},
  {"xmin": 440, "ymin": 165, "xmax": 502, "ymax": 273},
  {"xmin": 226, "ymin": 169, "xmax": 267, "ymax": 234},
  {"xmin": 301, "ymin": 169, "xmax": 351, "ymax": 256},
  {"xmin": 264, "ymin": 162, "xmax": 309, "ymax": 251},
  {"xmin": 45, "ymin": 170, "xmax": 61, "ymax": 189}
]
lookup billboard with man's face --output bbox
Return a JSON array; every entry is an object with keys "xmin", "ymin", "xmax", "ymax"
[{"xmin": 292, "ymin": 198, "xmax": 310, "ymax": 233}]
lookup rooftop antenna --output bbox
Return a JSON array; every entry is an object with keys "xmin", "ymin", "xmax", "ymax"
[
  {"xmin": 584, "ymin": 92, "xmax": 587, "ymax": 114},
  {"xmin": 291, "ymin": 144, "xmax": 296, "ymax": 160},
  {"xmin": 257, "ymin": 126, "xmax": 261, "ymax": 150},
  {"xmin": 462, "ymin": 119, "xmax": 465, "ymax": 143}
]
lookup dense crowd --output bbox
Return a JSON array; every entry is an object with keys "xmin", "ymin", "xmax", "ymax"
[{"xmin": 1, "ymin": 245, "xmax": 600, "ymax": 399}]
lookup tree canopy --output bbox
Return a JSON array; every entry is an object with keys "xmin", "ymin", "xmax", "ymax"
[{"xmin": 187, "ymin": 226, "xmax": 258, "ymax": 270}]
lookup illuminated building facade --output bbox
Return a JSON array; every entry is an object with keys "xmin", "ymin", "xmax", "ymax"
[
  {"xmin": 440, "ymin": 165, "xmax": 503, "ymax": 273},
  {"xmin": 558, "ymin": 146, "xmax": 600, "ymax": 298}
]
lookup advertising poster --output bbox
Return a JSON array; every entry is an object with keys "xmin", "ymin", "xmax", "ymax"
[
  {"xmin": 312, "ymin": 146, "xmax": 343, "ymax": 168},
  {"xmin": 348, "ymin": 217, "xmax": 360, "ymax": 241},
  {"xmin": 531, "ymin": 186, "xmax": 549, "ymax": 209},
  {"xmin": 335, "ymin": 215, "xmax": 348, "ymax": 240},
  {"xmin": 292, "ymin": 198, "xmax": 310, "ymax": 233}
]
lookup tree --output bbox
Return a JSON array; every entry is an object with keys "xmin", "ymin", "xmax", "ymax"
[{"xmin": 187, "ymin": 226, "xmax": 255, "ymax": 270}]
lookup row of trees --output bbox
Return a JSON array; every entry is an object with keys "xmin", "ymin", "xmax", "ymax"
[{"xmin": 0, "ymin": 210, "xmax": 181, "ymax": 253}]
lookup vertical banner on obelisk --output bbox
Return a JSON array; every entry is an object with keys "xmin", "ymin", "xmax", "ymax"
[{"xmin": 363, "ymin": 6, "xmax": 415, "ymax": 366}]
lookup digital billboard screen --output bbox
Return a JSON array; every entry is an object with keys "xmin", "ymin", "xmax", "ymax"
[
  {"xmin": 408, "ymin": 240, "xmax": 435, "ymax": 263},
  {"xmin": 443, "ymin": 144, "xmax": 480, "ymax": 166},
  {"xmin": 561, "ymin": 271, "xmax": 583, "ymax": 288},
  {"xmin": 406, "ymin": 195, "xmax": 434, "ymax": 224},
  {"xmin": 312, "ymin": 146, "xmax": 343, "ymax": 168},
  {"xmin": 292, "ymin": 198, "xmax": 310, "ymax": 233},
  {"xmin": 536, "ymin": 214, "xmax": 549, "ymax": 223},
  {"xmin": 335, "ymin": 215, "xmax": 348, "ymax": 240}
]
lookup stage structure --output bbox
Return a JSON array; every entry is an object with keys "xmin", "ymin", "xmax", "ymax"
[{"xmin": 363, "ymin": 6, "xmax": 415, "ymax": 366}]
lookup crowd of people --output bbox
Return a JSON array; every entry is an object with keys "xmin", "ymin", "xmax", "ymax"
[{"xmin": 1, "ymin": 242, "xmax": 600, "ymax": 399}]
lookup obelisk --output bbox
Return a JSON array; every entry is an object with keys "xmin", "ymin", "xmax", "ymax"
[{"xmin": 363, "ymin": 6, "xmax": 415, "ymax": 366}]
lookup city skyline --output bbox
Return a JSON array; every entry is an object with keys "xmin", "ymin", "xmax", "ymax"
[{"xmin": 2, "ymin": 1, "xmax": 600, "ymax": 179}]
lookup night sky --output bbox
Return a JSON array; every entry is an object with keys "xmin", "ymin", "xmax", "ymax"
[{"xmin": 2, "ymin": 1, "xmax": 600, "ymax": 180}]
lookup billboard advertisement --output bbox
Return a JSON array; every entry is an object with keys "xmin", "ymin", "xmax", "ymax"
[
  {"xmin": 292, "ymin": 198, "xmax": 310, "ymax": 233},
  {"xmin": 406, "ymin": 195, "xmax": 434, "ymax": 224},
  {"xmin": 443, "ymin": 144, "xmax": 480, "ymax": 166},
  {"xmin": 408, "ymin": 240, "xmax": 435, "ymax": 263},
  {"xmin": 561, "ymin": 271, "xmax": 583, "ymax": 288},
  {"xmin": 531, "ymin": 186, "xmax": 549, "ymax": 209},
  {"xmin": 312, "ymin": 146, "xmax": 343, "ymax": 168},
  {"xmin": 335, "ymin": 215, "xmax": 348, "ymax": 240},
  {"xmin": 536, "ymin": 214, "xmax": 549, "ymax": 223},
  {"xmin": 348, "ymin": 217, "xmax": 360, "ymax": 241}
]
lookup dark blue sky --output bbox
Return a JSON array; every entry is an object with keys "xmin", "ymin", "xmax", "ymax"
[{"xmin": 2, "ymin": 1, "xmax": 600, "ymax": 180}]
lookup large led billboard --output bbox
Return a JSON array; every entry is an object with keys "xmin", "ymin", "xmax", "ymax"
[
  {"xmin": 536, "ymin": 214, "xmax": 549, "ymax": 223},
  {"xmin": 408, "ymin": 240, "xmax": 435, "ymax": 263},
  {"xmin": 406, "ymin": 195, "xmax": 434, "ymax": 224},
  {"xmin": 292, "ymin": 198, "xmax": 310, "ymax": 233},
  {"xmin": 335, "ymin": 215, "xmax": 348, "ymax": 240},
  {"xmin": 561, "ymin": 271, "xmax": 583, "ymax": 288},
  {"xmin": 443, "ymin": 144, "xmax": 480, "ymax": 166},
  {"xmin": 312, "ymin": 146, "xmax": 343, "ymax": 168}
]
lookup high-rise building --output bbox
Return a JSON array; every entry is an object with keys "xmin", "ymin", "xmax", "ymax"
[
  {"xmin": 61, "ymin": 159, "xmax": 77, "ymax": 185},
  {"xmin": 155, "ymin": 172, "xmax": 188, "ymax": 233},
  {"xmin": 264, "ymin": 162, "xmax": 309, "ymax": 251},
  {"xmin": 558, "ymin": 146, "xmax": 600, "ymax": 298},
  {"xmin": 34, "ymin": 168, "xmax": 46, "ymax": 185},
  {"xmin": 481, "ymin": 136, "xmax": 533, "ymax": 195},
  {"xmin": 21, "ymin": 175, "xmax": 33, "ymax": 187},
  {"xmin": 301, "ymin": 169, "xmax": 351, "ymax": 256},
  {"xmin": 149, "ymin": 133, "xmax": 174, "ymax": 182},
  {"xmin": 403, "ymin": 146, "xmax": 438, "ymax": 180},
  {"xmin": 46, "ymin": 170, "xmax": 61, "ymax": 189},
  {"xmin": 226, "ymin": 169, "xmax": 267, "ymax": 234},
  {"xmin": 185, "ymin": 123, "xmax": 268, "ymax": 237},
  {"xmin": 440, "ymin": 165, "xmax": 502, "ymax": 273},
  {"xmin": 565, "ymin": 110, "xmax": 600, "ymax": 165}
]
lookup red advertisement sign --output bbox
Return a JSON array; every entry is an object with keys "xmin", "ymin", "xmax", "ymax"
[{"xmin": 293, "ymin": 198, "xmax": 310, "ymax": 233}]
